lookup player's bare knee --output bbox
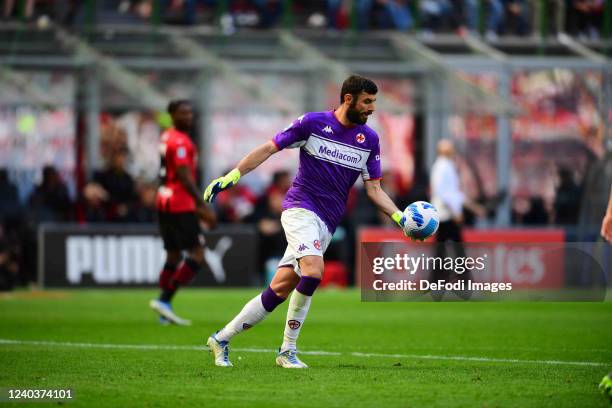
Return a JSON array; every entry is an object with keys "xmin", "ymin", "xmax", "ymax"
[
  {"xmin": 188, "ymin": 247, "xmax": 205, "ymax": 264},
  {"xmin": 270, "ymin": 267, "xmax": 299, "ymax": 298},
  {"xmin": 298, "ymin": 256, "xmax": 324, "ymax": 279},
  {"xmin": 166, "ymin": 251, "xmax": 182, "ymax": 267},
  {"xmin": 270, "ymin": 281, "xmax": 293, "ymax": 299}
]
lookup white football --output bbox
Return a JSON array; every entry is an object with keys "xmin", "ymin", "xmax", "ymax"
[{"xmin": 403, "ymin": 201, "xmax": 439, "ymax": 240}]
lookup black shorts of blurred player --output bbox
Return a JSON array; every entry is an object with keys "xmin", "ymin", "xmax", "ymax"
[
  {"xmin": 157, "ymin": 211, "xmax": 206, "ymax": 302},
  {"xmin": 159, "ymin": 211, "xmax": 205, "ymax": 252}
]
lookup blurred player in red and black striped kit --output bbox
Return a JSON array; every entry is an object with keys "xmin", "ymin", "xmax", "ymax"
[{"xmin": 149, "ymin": 99, "xmax": 215, "ymax": 325}]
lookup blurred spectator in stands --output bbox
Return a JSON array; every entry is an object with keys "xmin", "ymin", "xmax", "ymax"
[
  {"xmin": 328, "ymin": 0, "xmax": 416, "ymax": 32},
  {"xmin": 375, "ymin": 0, "xmax": 413, "ymax": 30},
  {"xmin": 464, "ymin": 0, "xmax": 504, "ymax": 39},
  {"xmin": 265, "ymin": 169, "xmax": 291, "ymax": 196},
  {"xmin": 215, "ymin": 169, "xmax": 257, "ymax": 222},
  {"xmin": 0, "ymin": 234, "xmax": 13, "ymax": 291},
  {"xmin": 404, "ymin": 165, "xmax": 430, "ymax": 205},
  {"xmin": 421, "ymin": 0, "xmax": 453, "ymax": 34},
  {"xmin": 431, "ymin": 139, "xmax": 486, "ymax": 236},
  {"xmin": 430, "ymin": 140, "xmax": 485, "ymax": 300},
  {"xmin": 0, "ymin": 169, "xmax": 20, "ymax": 223},
  {"xmin": 566, "ymin": 0, "xmax": 604, "ymax": 39},
  {"xmin": 0, "ymin": 231, "xmax": 18, "ymax": 291},
  {"xmin": 131, "ymin": 181, "xmax": 158, "ymax": 223},
  {"xmin": 327, "ymin": 0, "xmax": 372, "ymax": 29},
  {"xmin": 2, "ymin": 0, "xmax": 35, "ymax": 20},
  {"xmin": 0, "ymin": 170, "xmax": 26, "ymax": 287},
  {"xmin": 25, "ymin": 166, "xmax": 72, "ymax": 285},
  {"xmin": 349, "ymin": 184, "xmax": 382, "ymax": 227},
  {"xmin": 512, "ymin": 195, "xmax": 529, "ymax": 223},
  {"xmin": 247, "ymin": 170, "xmax": 291, "ymax": 275},
  {"xmin": 80, "ymin": 182, "xmax": 109, "ymax": 222},
  {"xmin": 524, "ymin": 196, "xmax": 552, "ymax": 224},
  {"xmin": 378, "ymin": 170, "xmax": 415, "ymax": 224},
  {"xmin": 60, "ymin": 0, "xmax": 150, "ymax": 26},
  {"xmin": 554, "ymin": 166, "xmax": 582, "ymax": 225},
  {"xmin": 28, "ymin": 166, "xmax": 72, "ymax": 223},
  {"xmin": 100, "ymin": 115, "xmax": 129, "ymax": 163},
  {"xmin": 252, "ymin": 0, "xmax": 283, "ymax": 27},
  {"xmin": 502, "ymin": 0, "xmax": 529, "ymax": 35},
  {"xmin": 160, "ymin": 0, "xmax": 218, "ymax": 25},
  {"xmin": 460, "ymin": 157, "xmax": 505, "ymax": 225},
  {"xmin": 223, "ymin": 0, "xmax": 250, "ymax": 29},
  {"xmin": 92, "ymin": 146, "xmax": 138, "ymax": 222},
  {"xmin": 513, "ymin": 195, "xmax": 553, "ymax": 224}
]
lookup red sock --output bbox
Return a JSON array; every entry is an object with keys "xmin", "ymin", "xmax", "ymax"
[
  {"xmin": 171, "ymin": 258, "xmax": 201, "ymax": 289},
  {"xmin": 159, "ymin": 263, "xmax": 177, "ymax": 290}
]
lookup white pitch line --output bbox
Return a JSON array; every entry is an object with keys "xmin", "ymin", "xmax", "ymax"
[
  {"xmin": 350, "ymin": 352, "xmax": 607, "ymax": 367},
  {"xmin": 0, "ymin": 339, "xmax": 607, "ymax": 367}
]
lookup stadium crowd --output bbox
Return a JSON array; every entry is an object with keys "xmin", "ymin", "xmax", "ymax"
[{"xmin": 1, "ymin": 0, "xmax": 607, "ymax": 39}]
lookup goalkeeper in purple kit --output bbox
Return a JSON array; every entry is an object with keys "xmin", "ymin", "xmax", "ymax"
[{"xmin": 203, "ymin": 75, "xmax": 415, "ymax": 368}]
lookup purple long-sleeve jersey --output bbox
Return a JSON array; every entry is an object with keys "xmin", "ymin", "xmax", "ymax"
[{"xmin": 272, "ymin": 111, "xmax": 382, "ymax": 233}]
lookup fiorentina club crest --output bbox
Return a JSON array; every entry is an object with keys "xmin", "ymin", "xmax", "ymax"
[
  {"xmin": 288, "ymin": 320, "xmax": 301, "ymax": 329},
  {"xmin": 355, "ymin": 133, "xmax": 365, "ymax": 143},
  {"xmin": 313, "ymin": 240, "xmax": 321, "ymax": 250}
]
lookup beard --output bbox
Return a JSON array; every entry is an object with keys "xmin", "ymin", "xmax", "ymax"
[{"xmin": 346, "ymin": 101, "xmax": 368, "ymax": 125}]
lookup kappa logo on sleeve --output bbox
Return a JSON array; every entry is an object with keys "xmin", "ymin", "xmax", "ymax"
[
  {"xmin": 298, "ymin": 243, "xmax": 309, "ymax": 252},
  {"xmin": 283, "ymin": 114, "xmax": 306, "ymax": 131}
]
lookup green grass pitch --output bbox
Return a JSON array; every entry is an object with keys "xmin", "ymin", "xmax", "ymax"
[{"xmin": 1, "ymin": 289, "xmax": 611, "ymax": 407}]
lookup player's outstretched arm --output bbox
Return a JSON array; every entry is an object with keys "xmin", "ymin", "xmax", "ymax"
[
  {"xmin": 364, "ymin": 179, "xmax": 415, "ymax": 239},
  {"xmin": 203, "ymin": 141, "xmax": 279, "ymax": 203}
]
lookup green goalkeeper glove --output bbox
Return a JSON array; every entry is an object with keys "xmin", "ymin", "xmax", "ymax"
[
  {"xmin": 392, "ymin": 210, "xmax": 423, "ymax": 241},
  {"xmin": 203, "ymin": 168, "xmax": 241, "ymax": 203},
  {"xmin": 600, "ymin": 372, "xmax": 612, "ymax": 402}
]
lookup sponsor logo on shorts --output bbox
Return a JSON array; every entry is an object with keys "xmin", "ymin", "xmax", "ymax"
[
  {"xmin": 356, "ymin": 133, "xmax": 365, "ymax": 143},
  {"xmin": 313, "ymin": 240, "xmax": 321, "ymax": 250},
  {"xmin": 298, "ymin": 244, "xmax": 309, "ymax": 252},
  {"xmin": 288, "ymin": 320, "xmax": 301, "ymax": 329},
  {"xmin": 242, "ymin": 323, "xmax": 252, "ymax": 330}
]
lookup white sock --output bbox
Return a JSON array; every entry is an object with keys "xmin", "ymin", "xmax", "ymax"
[
  {"xmin": 216, "ymin": 294, "xmax": 269, "ymax": 342},
  {"xmin": 281, "ymin": 290, "xmax": 312, "ymax": 351}
]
